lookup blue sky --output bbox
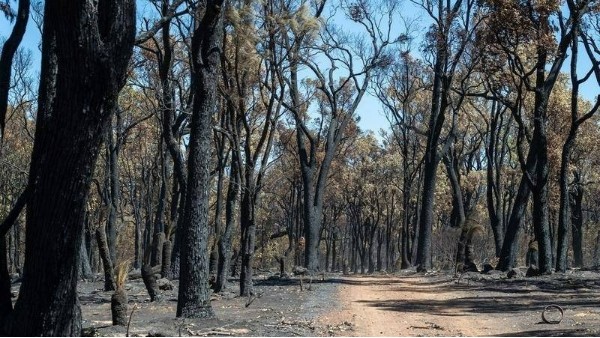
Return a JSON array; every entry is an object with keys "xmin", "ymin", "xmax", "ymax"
[{"xmin": 1, "ymin": 1, "xmax": 598, "ymax": 137}]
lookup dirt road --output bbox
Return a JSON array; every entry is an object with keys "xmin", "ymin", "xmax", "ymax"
[{"xmin": 321, "ymin": 272, "xmax": 600, "ymax": 337}]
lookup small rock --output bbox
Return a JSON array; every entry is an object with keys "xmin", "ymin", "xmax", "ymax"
[{"xmin": 157, "ymin": 278, "xmax": 174, "ymax": 291}]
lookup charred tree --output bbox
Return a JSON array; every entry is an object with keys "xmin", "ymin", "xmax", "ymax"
[
  {"xmin": 557, "ymin": 18, "xmax": 600, "ymax": 271},
  {"xmin": 415, "ymin": 0, "xmax": 479, "ymax": 272},
  {"xmin": 176, "ymin": 0, "xmax": 225, "ymax": 319},
  {"xmin": 0, "ymin": 0, "xmax": 135, "ymax": 334},
  {"xmin": 0, "ymin": 0, "xmax": 29, "ymax": 145},
  {"xmin": 570, "ymin": 172, "xmax": 584, "ymax": 268}
]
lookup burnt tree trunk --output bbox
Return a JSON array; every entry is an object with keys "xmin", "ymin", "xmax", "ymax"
[
  {"xmin": 111, "ymin": 289, "xmax": 128, "ymax": 326},
  {"xmin": 161, "ymin": 239, "xmax": 172, "ymax": 278},
  {"xmin": 176, "ymin": 0, "xmax": 225, "ymax": 319},
  {"xmin": 97, "ymin": 226, "xmax": 116, "ymax": 291},
  {"xmin": 0, "ymin": 0, "xmax": 29, "ymax": 318},
  {"xmin": 80, "ymin": 236, "xmax": 93, "ymax": 280},
  {"xmin": 415, "ymin": 51, "xmax": 450, "ymax": 272},
  {"xmin": 496, "ymin": 150, "xmax": 534, "ymax": 271},
  {"xmin": 530, "ymin": 71, "xmax": 553, "ymax": 275},
  {"xmin": 239, "ymin": 191, "xmax": 256, "ymax": 296},
  {"xmin": 215, "ymin": 149, "xmax": 239, "ymax": 293},
  {"xmin": 0, "ymin": 0, "xmax": 29, "ymax": 144},
  {"xmin": 142, "ymin": 263, "xmax": 160, "ymax": 302},
  {"xmin": 571, "ymin": 173, "xmax": 584, "ymax": 268},
  {"xmin": 1, "ymin": 0, "xmax": 135, "ymax": 334},
  {"xmin": 557, "ymin": 25, "xmax": 598, "ymax": 271},
  {"xmin": 485, "ymin": 100, "xmax": 508, "ymax": 257},
  {"xmin": 0, "ymin": 237, "xmax": 10, "ymax": 318}
]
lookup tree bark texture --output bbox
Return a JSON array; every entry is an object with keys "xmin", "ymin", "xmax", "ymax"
[
  {"xmin": 570, "ymin": 174, "xmax": 584, "ymax": 268},
  {"xmin": 111, "ymin": 289, "xmax": 128, "ymax": 326},
  {"xmin": 97, "ymin": 226, "xmax": 116, "ymax": 291},
  {"xmin": 215, "ymin": 152, "xmax": 239, "ymax": 293},
  {"xmin": 1, "ymin": 0, "xmax": 135, "ymax": 335},
  {"xmin": 496, "ymin": 172, "xmax": 531, "ymax": 271},
  {"xmin": 142, "ymin": 263, "xmax": 161, "ymax": 302},
  {"xmin": 176, "ymin": 0, "xmax": 225, "ymax": 319}
]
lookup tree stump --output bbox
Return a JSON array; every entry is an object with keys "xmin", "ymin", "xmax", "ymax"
[
  {"xmin": 142, "ymin": 264, "xmax": 161, "ymax": 301},
  {"xmin": 111, "ymin": 288, "xmax": 128, "ymax": 326}
]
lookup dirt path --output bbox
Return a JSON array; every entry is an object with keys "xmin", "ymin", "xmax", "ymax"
[{"xmin": 322, "ymin": 272, "xmax": 600, "ymax": 337}]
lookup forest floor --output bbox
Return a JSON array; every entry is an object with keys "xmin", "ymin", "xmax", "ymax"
[{"xmin": 11, "ymin": 268, "xmax": 600, "ymax": 336}]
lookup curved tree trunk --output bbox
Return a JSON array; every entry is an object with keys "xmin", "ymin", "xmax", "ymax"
[
  {"xmin": 0, "ymin": 0, "xmax": 30, "ymax": 144},
  {"xmin": 0, "ymin": 0, "xmax": 30, "ymax": 318},
  {"xmin": 496, "ymin": 174, "xmax": 531, "ymax": 271},
  {"xmin": 97, "ymin": 226, "xmax": 116, "ymax": 291}
]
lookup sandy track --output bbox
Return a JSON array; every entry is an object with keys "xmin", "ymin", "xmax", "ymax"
[{"xmin": 321, "ymin": 272, "xmax": 600, "ymax": 337}]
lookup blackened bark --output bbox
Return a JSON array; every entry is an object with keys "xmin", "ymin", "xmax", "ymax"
[
  {"xmin": 530, "ymin": 71, "xmax": 553, "ymax": 275},
  {"xmin": 2, "ymin": 0, "xmax": 135, "ymax": 334},
  {"xmin": 485, "ymin": 101, "xmax": 507, "ymax": 257},
  {"xmin": 444, "ymin": 150, "xmax": 466, "ymax": 230},
  {"xmin": 169, "ymin": 188, "xmax": 186, "ymax": 279},
  {"xmin": 0, "ymin": 0, "xmax": 29, "ymax": 144},
  {"xmin": 557, "ymin": 139, "xmax": 576, "ymax": 272},
  {"xmin": 161, "ymin": 239, "xmax": 172, "ymax": 278},
  {"xmin": 97, "ymin": 226, "xmax": 116, "ymax": 291},
  {"xmin": 239, "ymin": 194, "xmax": 256, "ymax": 296},
  {"xmin": 416, "ymin": 39, "xmax": 447, "ymax": 272},
  {"xmin": 416, "ymin": 154, "xmax": 438, "ymax": 272},
  {"xmin": 176, "ymin": 0, "xmax": 225, "ymax": 319},
  {"xmin": 414, "ymin": 0, "xmax": 467, "ymax": 273},
  {"xmin": 134, "ymin": 222, "xmax": 141, "ymax": 269},
  {"xmin": 496, "ymin": 172, "xmax": 531, "ymax": 271},
  {"xmin": 215, "ymin": 151, "xmax": 239, "ymax": 293},
  {"xmin": 142, "ymin": 264, "xmax": 160, "ymax": 302},
  {"xmin": 80, "ymin": 235, "xmax": 93, "ymax": 280},
  {"xmin": 157, "ymin": 0, "xmax": 187, "ymax": 281},
  {"xmin": 152, "ymin": 144, "xmax": 168, "ymax": 268},
  {"xmin": 0, "ymin": 188, "xmax": 29, "ymax": 318},
  {"xmin": 557, "ymin": 23, "xmax": 599, "ymax": 270},
  {"xmin": 151, "ymin": 232, "xmax": 165, "ymax": 268},
  {"xmin": 571, "ymin": 173, "xmax": 584, "ymax": 268},
  {"xmin": 111, "ymin": 289, "xmax": 128, "ymax": 326},
  {"xmin": 0, "ymin": 237, "xmax": 10, "ymax": 318},
  {"xmin": 495, "ymin": 3, "xmax": 583, "ymax": 274},
  {"xmin": 332, "ymin": 230, "xmax": 338, "ymax": 271},
  {"xmin": 376, "ymin": 230, "xmax": 384, "ymax": 271},
  {"xmin": 104, "ymin": 117, "xmax": 121, "ymax": 267}
]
